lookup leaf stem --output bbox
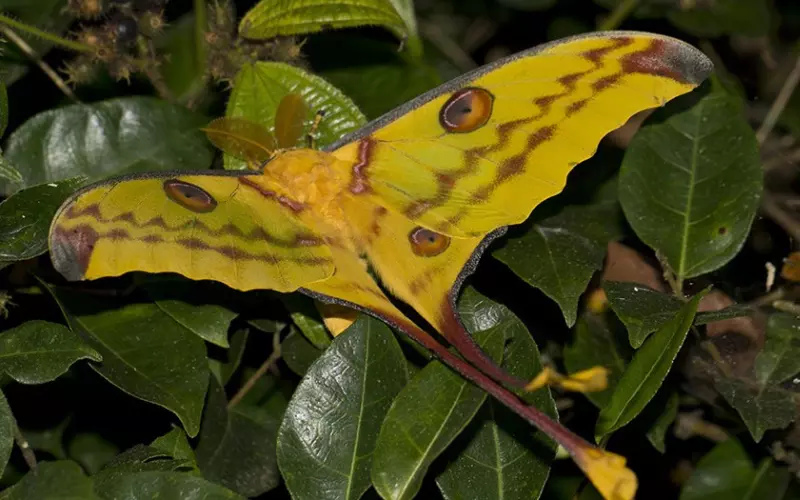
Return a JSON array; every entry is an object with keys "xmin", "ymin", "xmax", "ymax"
[
  {"xmin": 227, "ymin": 332, "xmax": 282, "ymax": 409},
  {"xmin": 193, "ymin": 0, "xmax": 208, "ymax": 73},
  {"xmin": 0, "ymin": 13, "xmax": 91, "ymax": 53},
  {"xmin": 14, "ymin": 424, "xmax": 37, "ymax": 470},
  {"xmin": 598, "ymin": 0, "xmax": 640, "ymax": 31},
  {"xmin": 0, "ymin": 25, "xmax": 78, "ymax": 102},
  {"xmin": 757, "ymin": 53, "xmax": 800, "ymax": 145}
]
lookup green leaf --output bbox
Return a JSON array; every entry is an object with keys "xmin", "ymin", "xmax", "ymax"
[
  {"xmin": 604, "ymin": 282, "xmax": 682, "ymax": 348},
  {"xmin": 0, "ymin": 461, "xmax": 97, "ymax": 500},
  {"xmin": 68, "ymin": 433, "xmax": 120, "ymax": 475},
  {"xmin": 157, "ymin": 13, "xmax": 207, "ymax": 103},
  {"xmin": 195, "ymin": 376, "xmax": 281, "ymax": 497},
  {"xmin": 695, "ymin": 304, "xmax": 754, "ymax": 326},
  {"xmin": 0, "ymin": 390, "xmax": 12, "ymax": 479},
  {"xmin": 668, "ymin": 0, "xmax": 771, "ymax": 37},
  {"xmin": 494, "ymin": 176, "xmax": 624, "ymax": 327},
  {"xmin": 0, "ymin": 0, "xmax": 73, "ymax": 85},
  {"xmin": 95, "ymin": 471, "xmax": 243, "ymax": 500},
  {"xmin": 715, "ymin": 314, "xmax": 800, "ymax": 442},
  {"xmin": 563, "ymin": 312, "xmax": 631, "ymax": 409},
  {"xmin": 49, "ymin": 289, "xmax": 209, "ymax": 437},
  {"xmin": 0, "ymin": 156, "xmax": 23, "ymax": 192},
  {"xmin": 151, "ymin": 427, "xmax": 197, "ymax": 468},
  {"xmin": 0, "ymin": 80, "xmax": 8, "ymax": 139},
  {"xmin": 93, "ymin": 445, "xmax": 189, "ymax": 486},
  {"xmin": 619, "ymin": 91, "xmax": 762, "ymax": 283},
  {"xmin": 679, "ymin": 439, "xmax": 754, "ymax": 500},
  {"xmin": 645, "ymin": 392, "xmax": 678, "ymax": 454},
  {"xmin": 239, "ymin": 0, "xmax": 410, "ymax": 41},
  {"xmin": 208, "ymin": 328, "xmax": 249, "ymax": 385},
  {"xmin": 0, "ymin": 178, "xmax": 86, "ymax": 266},
  {"xmin": 283, "ymin": 295, "xmax": 332, "ymax": 349},
  {"xmin": 436, "ymin": 289, "xmax": 557, "ymax": 500},
  {"xmin": 3, "ymin": 97, "xmax": 213, "ymax": 194},
  {"xmin": 596, "ymin": 291, "xmax": 705, "ymax": 440},
  {"xmin": 143, "ymin": 281, "xmax": 237, "ymax": 348},
  {"xmin": 225, "ymin": 62, "xmax": 366, "ymax": 170},
  {"xmin": 312, "ymin": 35, "xmax": 440, "ymax": 119},
  {"xmin": 371, "ymin": 306, "xmax": 506, "ymax": 500},
  {"xmin": 744, "ymin": 459, "xmax": 791, "ymax": 500},
  {"xmin": 278, "ymin": 315, "xmax": 407, "ymax": 500},
  {"xmin": 281, "ymin": 328, "xmax": 323, "ymax": 376},
  {"xmin": 0, "ymin": 320, "xmax": 101, "ymax": 384}
]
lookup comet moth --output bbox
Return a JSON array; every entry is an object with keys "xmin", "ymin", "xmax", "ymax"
[{"xmin": 49, "ymin": 31, "xmax": 712, "ymax": 500}]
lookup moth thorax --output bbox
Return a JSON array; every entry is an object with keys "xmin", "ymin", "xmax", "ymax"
[{"xmin": 267, "ymin": 149, "xmax": 347, "ymax": 207}]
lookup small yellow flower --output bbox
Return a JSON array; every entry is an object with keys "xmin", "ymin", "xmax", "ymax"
[
  {"xmin": 574, "ymin": 447, "xmax": 637, "ymax": 500},
  {"xmin": 524, "ymin": 366, "xmax": 609, "ymax": 393}
]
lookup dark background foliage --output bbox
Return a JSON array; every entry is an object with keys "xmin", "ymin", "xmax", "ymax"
[{"xmin": 0, "ymin": 0, "xmax": 798, "ymax": 499}]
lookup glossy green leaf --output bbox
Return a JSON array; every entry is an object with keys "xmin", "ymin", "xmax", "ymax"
[
  {"xmin": 151, "ymin": 427, "xmax": 197, "ymax": 468},
  {"xmin": 695, "ymin": 304, "xmax": 754, "ymax": 326},
  {"xmin": 313, "ymin": 35, "xmax": 440, "ymax": 119},
  {"xmin": 3, "ymin": 97, "xmax": 213, "ymax": 194},
  {"xmin": 96, "ymin": 471, "xmax": 243, "ymax": 500},
  {"xmin": 0, "ymin": 0, "xmax": 73, "ymax": 85},
  {"xmin": 679, "ymin": 439, "xmax": 754, "ymax": 500},
  {"xmin": 49, "ymin": 289, "xmax": 209, "ymax": 437},
  {"xmin": 596, "ymin": 291, "xmax": 704, "ymax": 440},
  {"xmin": 619, "ymin": 91, "xmax": 762, "ymax": 283},
  {"xmin": 716, "ymin": 313, "xmax": 800, "ymax": 441},
  {"xmin": 196, "ymin": 376, "xmax": 281, "ymax": 497},
  {"xmin": 645, "ymin": 392, "xmax": 678, "ymax": 453},
  {"xmin": 604, "ymin": 282, "xmax": 682, "ymax": 348},
  {"xmin": 225, "ymin": 62, "xmax": 366, "ymax": 170},
  {"xmin": 436, "ymin": 289, "xmax": 557, "ymax": 500},
  {"xmin": 208, "ymin": 328, "xmax": 249, "ymax": 385},
  {"xmin": 143, "ymin": 282, "xmax": 237, "ymax": 348},
  {"xmin": 564, "ymin": 312, "xmax": 631, "ymax": 409},
  {"xmin": 0, "ymin": 390, "xmax": 12, "ymax": 479},
  {"xmin": 495, "ymin": 177, "xmax": 624, "ymax": 327},
  {"xmin": 668, "ymin": 0, "xmax": 771, "ymax": 37},
  {"xmin": 0, "ymin": 461, "xmax": 97, "ymax": 500},
  {"xmin": 68, "ymin": 433, "xmax": 120, "ymax": 475},
  {"xmin": 744, "ymin": 459, "xmax": 791, "ymax": 500},
  {"xmin": 240, "ymin": 0, "xmax": 410, "ymax": 41},
  {"xmin": 0, "ymin": 156, "xmax": 23, "ymax": 192},
  {"xmin": 278, "ymin": 315, "xmax": 407, "ymax": 500},
  {"xmin": 92, "ymin": 444, "xmax": 191, "ymax": 491},
  {"xmin": 0, "ymin": 320, "xmax": 101, "ymax": 384},
  {"xmin": 371, "ymin": 308, "xmax": 505, "ymax": 500},
  {"xmin": 0, "ymin": 178, "xmax": 86, "ymax": 266},
  {"xmin": 283, "ymin": 295, "xmax": 332, "ymax": 349},
  {"xmin": 281, "ymin": 328, "xmax": 323, "ymax": 376}
]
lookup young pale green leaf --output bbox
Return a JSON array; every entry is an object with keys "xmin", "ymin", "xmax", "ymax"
[
  {"xmin": 196, "ymin": 377, "xmax": 281, "ymax": 497},
  {"xmin": 239, "ymin": 0, "xmax": 410, "ymax": 41},
  {"xmin": 716, "ymin": 313, "xmax": 800, "ymax": 441},
  {"xmin": 0, "ymin": 178, "xmax": 86, "ymax": 266},
  {"xmin": 49, "ymin": 289, "xmax": 209, "ymax": 437},
  {"xmin": 281, "ymin": 328, "xmax": 323, "ymax": 376},
  {"xmin": 0, "ymin": 390, "xmax": 12, "ymax": 479},
  {"xmin": 225, "ymin": 62, "xmax": 366, "ymax": 170},
  {"xmin": 619, "ymin": 91, "xmax": 762, "ymax": 283},
  {"xmin": 436, "ymin": 289, "xmax": 557, "ymax": 500},
  {"xmin": 679, "ymin": 439, "xmax": 755, "ymax": 500},
  {"xmin": 494, "ymin": 175, "xmax": 624, "ymax": 327},
  {"xmin": 604, "ymin": 282, "xmax": 682, "ymax": 348},
  {"xmin": 564, "ymin": 312, "xmax": 631, "ymax": 409},
  {"xmin": 282, "ymin": 295, "xmax": 332, "ymax": 349},
  {"xmin": 645, "ymin": 391, "xmax": 678, "ymax": 454},
  {"xmin": 0, "ymin": 320, "xmax": 101, "ymax": 384},
  {"xmin": 371, "ymin": 305, "xmax": 505, "ymax": 500},
  {"xmin": 0, "ymin": 461, "xmax": 97, "ymax": 500},
  {"xmin": 278, "ymin": 315, "xmax": 407, "ymax": 500},
  {"xmin": 668, "ymin": 0, "xmax": 771, "ymax": 37},
  {"xmin": 312, "ymin": 35, "xmax": 440, "ymax": 119},
  {"xmin": 3, "ymin": 97, "xmax": 213, "ymax": 194},
  {"xmin": 143, "ymin": 281, "xmax": 238, "ymax": 348},
  {"xmin": 596, "ymin": 291, "xmax": 705, "ymax": 440},
  {"xmin": 208, "ymin": 328, "xmax": 249, "ymax": 385},
  {"xmin": 151, "ymin": 427, "xmax": 197, "ymax": 468},
  {"xmin": 96, "ymin": 471, "xmax": 244, "ymax": 500}
]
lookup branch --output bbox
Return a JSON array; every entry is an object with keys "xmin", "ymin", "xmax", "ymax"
[{"xmin": 757, "ymin": 53, "xmax": 800, "ymax": 145}]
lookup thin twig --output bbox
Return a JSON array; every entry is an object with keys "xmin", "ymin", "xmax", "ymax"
[
  {"xmin": 419, "ymin": 22, "xmax": 476, "ymax": 72},
  {"xmin": 762, "ymin": 195, "xmax": 800, "ymax": 243},
  {"xmin": 0, "ymin": 13, "xmax": 91, "ymax": 53},
  {"xmin": 757, "ymin": 53, "xmax": 800, "ymax": 145},
  {"xmin": 228, "ymin": 332, "xmax": 282, "ymax": 409},
  {"xmin": 0, "ymin": 26, "xmax": 78, "ymax": 102},
  {"xmin": 14, "ymin": 425, "xmax": 37, "ymax": 470},
  {"xmin": 598, "ymin": 0, "xmax": 640, "ymax": 31}
]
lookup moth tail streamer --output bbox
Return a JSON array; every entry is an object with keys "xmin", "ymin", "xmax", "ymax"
[{"xmin": 393, "ymin": 317, "xmax": 636, "ymax": 500}]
